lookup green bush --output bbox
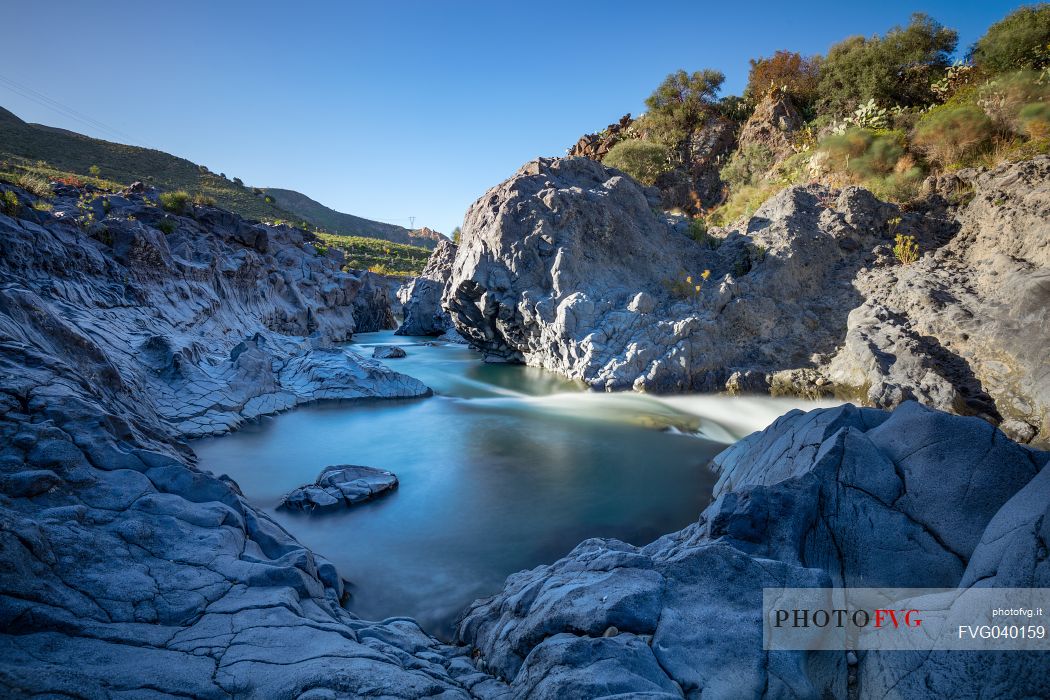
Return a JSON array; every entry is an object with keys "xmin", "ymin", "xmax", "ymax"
[
  {"xmin": 970, "ymin": 4, "xmax": 1050, "ymax": 74},
  {"xmin": 159, "ymin": 190, "xmax": 190, "ymax": 213},
  {"xmin": 603, "ymin": 140, "xmax": 671, "ymax": 186},
  {"xmin": 913, "ymin": 104, "xmax": 994, "ymax": 166},
  {"xmin": 820, "ymin": 128, "xmax": 907, "ymax": 177},
  {"xmin": 720, "ymin": 143, "xmax": 775, "ymax": 189},
  {"xmin": 816, "ymin": 13, "xmax": 957, "ymax": 116},
  {"xmin": 156, "ymin": 219, "xmax": 177, "ymax": 235},
  {"xmin": 192, "ymin": 192, "xmax": 216, "ymax": 207},
  {"xmin": 1019, "ymin": 102, "xmax": 1050, "ymax": 139},
  {"xmin": 644, "ymin": 69, "xmax": 725, "ymax": 144},
  {"xmin": 817, "ymin": 128, "xmax": 924, "ymax": 201},
  {"xmin": 1, "ymin": 190, "xmax": 20, "ymax": 217},
  {"xmin": 978, "ymin": 70, "xmax": 1050, "ymax": 127},
  {"xmin": 707, "ymin": 182, "xmax": 780, "ymax": 226}
]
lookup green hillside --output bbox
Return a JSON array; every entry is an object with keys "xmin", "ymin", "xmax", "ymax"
[
  {"xmin": 0, "ymin": 106, "xmax": 304, "ymax": 222},
  {"xmin": 265, "ymin": 187, "xmax": 439, "ymax": 249},
  {"xmin": 315, "ymin": 233, "xmax": 431, "ymax": 276},
  {"xmin": 0, "ymin": 106, "xmax": 430, "ymax": 248}
]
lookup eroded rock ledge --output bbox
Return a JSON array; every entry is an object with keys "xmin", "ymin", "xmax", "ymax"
[
  {"xmin": 2, "ymin": 176, "xmax": 1047, "ymax": 699},
  {"xmin": 456, "ymin": 402, "xmax": 1049, "ymax": 698},
  {"xmin": 0, "ymin": 183, "xmax": 504, "ymax": 697},
  {"xmin": 444, "ymin": 156, "xmax": 1049, "ymax": 443}
]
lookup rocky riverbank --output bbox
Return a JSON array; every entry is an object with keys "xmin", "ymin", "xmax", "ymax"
[
  {"xmin": 2, "ymin": 170, "xmax": 1047, "ymax": 698},
  {"xmin": 0, "ymin": 182, "xmax": 505, "ymax": 697},
  {"xmin": 443, "ymin": 155, "xmax": 1049, "ymax": 444},
  {"xmin": 457, "ymin": 401, "xmax": 1049, "ymax": 698}
]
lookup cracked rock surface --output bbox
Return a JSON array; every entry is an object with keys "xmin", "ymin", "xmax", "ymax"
[
  {"xmin": 0, "ymin": 183, "xmax": 506, "ymax": 698},
  {"xmin": 445, "ymin": 156, "xmax": 1049, "ymax": 443},
  {"xmin": 456, "ymin": 401, "xmax": 1049, "ymax": 698}
]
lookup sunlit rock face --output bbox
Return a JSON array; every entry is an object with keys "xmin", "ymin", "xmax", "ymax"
[{"xmin": 446, "ymin": 155, "xmax": 1050, "ymax": 443}]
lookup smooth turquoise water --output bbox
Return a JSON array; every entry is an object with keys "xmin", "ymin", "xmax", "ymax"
[{"xmin": 191, "ymin": 331, "xmax": 837, "ymax": 637}]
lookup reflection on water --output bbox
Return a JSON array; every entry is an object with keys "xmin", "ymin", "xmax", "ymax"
[{"xmin": 191, "ymin": 331, "xmax": 840, "ymax": 638}]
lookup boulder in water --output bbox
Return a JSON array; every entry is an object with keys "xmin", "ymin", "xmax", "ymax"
[
  {"xmin": 372, "ymin": 345, "xmax": 407, "ymax": 359},
  {"xmin": 279, "ymin": 465, "xmax": 399, "ymax": 513}
]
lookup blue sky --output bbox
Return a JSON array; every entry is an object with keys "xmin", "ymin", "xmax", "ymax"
[{"xmin": 1, "ymin": 1, "xmax": 1024, "ymax": 234}]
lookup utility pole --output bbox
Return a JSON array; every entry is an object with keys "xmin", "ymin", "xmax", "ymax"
[{"xmin": 408, "ymin": 216, "xmax": 416, "ymax": 229}]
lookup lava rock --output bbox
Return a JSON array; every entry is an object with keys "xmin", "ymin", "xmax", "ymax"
[
  {"xmin": 279, "ymin": 465, "xmax": 399, "ymax": 513},
  {"xmin": 372, "ymin": 345, "xmax": 407, "ymax": 359}
]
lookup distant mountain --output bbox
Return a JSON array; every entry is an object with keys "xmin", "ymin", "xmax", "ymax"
[
  {"xmin": 264, "ymin": 188, "xmax": 443, "ymax": 249},
  {"xmin": 0, "ymin": 105, "xmax": 435, "ymax": 248}
]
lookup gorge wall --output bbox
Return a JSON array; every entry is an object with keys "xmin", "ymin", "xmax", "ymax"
[
  {"xmin": 444, "ymin": 155, "xmax": 1050, "ymax": 444},
  {"xmin": 0, "ymin": 182, "xmax": 508, "ymax": 697}
]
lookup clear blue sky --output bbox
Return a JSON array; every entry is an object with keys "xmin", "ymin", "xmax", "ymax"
[{"xmin": 0, "ymin": 0, "xmax": 1024, "ymax": 234}]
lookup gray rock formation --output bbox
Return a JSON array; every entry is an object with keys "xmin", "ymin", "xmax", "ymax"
[
  {"xmin": 351, "ymin": 271, "xmax": 399, "ymax": 332},
  {"xmin": 828, "ymin": 158, "xmax": 1050, "ymax": 443},
  {"xmin": 373, "ymin": 344, "xmax": 407, "ymax": 359},
  {"xmin": 0, "ymin": 182, "xmax": 507, "ymax": 697},
  {"xmin": 656, "ymin": 113, "xmax": 739, "ymax": 211},
  {"xmin": 446, "ymin": 155, "xmax": 1050, "ymax": 443},
  {"xmin": 279, "ymin": 465, "xmax": 399, "ymax": 513},
  {"xmin": 457, "ymin": 401, "xmax": 1049, "ymax": 698},
  {"xmin": 397, "ymin": 238, "xmax": 458, "ymax": 336},
  {"xmin": 735, "ymin": 89, "xmax": 804, "ymax": 161}
]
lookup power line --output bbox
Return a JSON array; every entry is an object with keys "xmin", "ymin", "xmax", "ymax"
[{"xmin": 0, "ymin": 72, "xmax": 147, "ymax": 147}]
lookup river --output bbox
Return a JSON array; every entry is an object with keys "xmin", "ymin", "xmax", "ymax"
[{"xmin": 191, "ymin": 331, "xmax": 839, "ymax": 638}]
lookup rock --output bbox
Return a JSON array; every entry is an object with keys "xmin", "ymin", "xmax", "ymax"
[
  {"xmin": 279, "ymin": 465, "xmax": 399, "ymax": 513},
  {"xmin": 372, "ymin": 345, "xmax": 407, "ymax": 359},
  {"xmin": 0, "ymin": 186, "xmax": 496, "ymax": 697},
  {"xmin": 828, "ymin": 157, "xmax": 1050, "ymax": 441},
  {"xmin": 567, "ymin": 114, "xmax": 634, "ymax": 160},
  {"xmin": 397, "ymin": 238, "xmax": 458, "ymax": 336},
  {"xmin": 457, "ymin": 402, "xmax": 1048, "ymax": 697},
  {"xmin": 349, "ymin": 271, "xmax": 398, "ymax": 332},
  {"xmin": 447, "ymin": 155, "xmax": 1050, "ymax": 442},
  {"xmin": 735, "ymin": 89, "xmax": 804, "ymax": 161},
  {"xmin": 445, "ymin": 156, "xmax": 882, "ymax": 393}
]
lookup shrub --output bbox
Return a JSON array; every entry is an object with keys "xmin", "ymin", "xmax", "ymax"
[
  {"xmin": 745, "ymin": 50, "xmax": 823, "ymax": 113},
  {"xmin": 156, "ymin": 219, "xmax": 177, "ymax": 235},
  {"xmin": 603, "ymin": 140, "xmax": 671, "ymax": 186},
  {"xmin": 720, "ymin": 143, "xmax": 775, "ymax": 190},
  {"xmin": 817, "ymin": 13, "xmax": 958, "ymax": 116},
  {"xmin": 978, "ymin": 70, "xmax": 1050, "ymax": 128},
  {"xmin": 970, "ymin": 4, "xmax": 1050, "ymax": 74},
  {"xmin": 1019, "ymin": 102, "xmax": 1050, "ymax": 139},
  {"xmin": 644, "ymin": 69, "xmax": 725, "ymax": 144},
  {"xmin": 192, "ymin": 192, "xmax": 216, "ymax": 207},
  {"xmin": 451, "ymin": 226, "xmax": 462, "ymax": 244},
  {"xmin": 894, "ymin": 234, "xmax": 920, "ymax": 264},
  {"xmin": 913, "ymin": 104, "xmax": 994, "ymax": 165},
  {"xmin": 263, "ymin": 194, "xmax": 275, "ymax": 204},
  {"xmin": 707, "ymin": 181, "xmax": 780, "ymax": 226},
  {"xmin": 687, "ymin": 217, "xmax": 719, "ymax": 248},
  {"xmin": 17, "ymin": 173, "xmax": 52, "ymax": 198},
  {"xmin": 1, "ymin": 190, "xmax": 20, "ymax": 216},
  {"xmin": 32, "ymin": 200, "xmax": 54, "ymax": 212},
  {"xmin": 159, "ymin": 190, "xmax": 190, "ymax": 213},
  {"xmin": 820, "ymin": 128, "xmax": 907, "ymax": 177},
  {"xmin": 88, "ymin": 165, "xmax": 101, "ymax": 177},
  {"xmin": 816, "ymin": 128, "xmax": 925, "ymax": 201}
]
